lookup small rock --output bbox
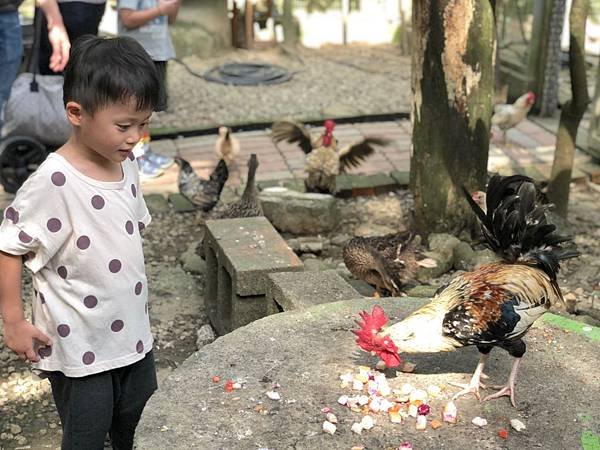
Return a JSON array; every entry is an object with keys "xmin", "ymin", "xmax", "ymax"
[
  {"xmin": 472, "ymin": 416, "xmax": 488, "ymax": 427},
  {"xmin": 351, "ymin": 422, "xmax": 363, "ymax": 434},
  {"xmin": 510, "ymin": 418, "xmax": 526, "ymax": 432},
  {"xmin": 9, "ymin": 424, "xmax": 22, "ymax": 434},
  {"xmin": 196, "ymin": 324, "xmax": 217, "ymax": 350},
  {"xmin": 322, "ymin": 421, "xmax": 337, "ymax": 435}
]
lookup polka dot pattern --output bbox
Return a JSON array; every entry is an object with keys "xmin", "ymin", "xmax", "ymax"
[
  {"xmin": 51, "ymin": 171, "xmax": 66, "ymax": 186},
  {"xmin": 47, "ymin": 218, "xmax": 62, "ymax": 233},
  {"xmin": 109, "ymin": 259, "xmax": 122, "ymax": 273},
  {"xmin": 76, "ymin": 236, "xmax": 90, "ymax": 250},
  {"xmin": 39, "ymin": 292, "xmax": 46, "ymax": 304},
  {"xmin": 91, "ymin": 195, "xmax": 105, "ymax": 210},
  {"xmin": 136, "ymin": 340, "xmax": 144, "ymax": 354},
  {"xmin": 57, "ymin": 324, "xmax": 70, "ymax": 337},
  {"xmin": 18, "ymin": 231, "xmax": 33, "ymax": 243},
  {"xmin": 5, "ymin": 206, "xmax": 18, "ymax": 223},
  {"xmin": 57, "ymin": 266, "xmax": 68, "ymax": 279},
  {"xmin": 125, "ymin": 220, "xmax": 134, "ymax": 235},
  {"xmin": 135, "ymin": 282, "xmax": 143, "ymax": 296},
  {"xmin": 131, "ymin": 184, "xmax": 137, "ymax": 198},
  {"xmin": 83, "ymin": 295, "xmax": 98, "ymax": 308},
  {"xmin": 82, "ymin": 351, "xmax": 95, "ymax": 365},
  {"xmin": 138, "ymin": 221, "xmax": 145, "ymax": 232},
  {"xmin": 38, "ymin": 346, "xmax": 52, "ymax": 358},
  {"xmin": 111, "ymin": 320, "xmax": 124, "ymax": 332},
  {"xmin": 128, "ymin": 152, "xmax": 135, "ymax": 161}
]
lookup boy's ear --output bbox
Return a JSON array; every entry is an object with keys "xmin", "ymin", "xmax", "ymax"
[{"xmin": 65, "ymin": 101, "xmax": 83, "ymax": 126}]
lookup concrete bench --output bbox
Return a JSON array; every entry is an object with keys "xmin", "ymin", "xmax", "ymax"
[
  {"xmin": 203, "ymin": 216, "xmax": 303, "ymax": 335},
  {"xmin": 265, "ymin": 270, "xmax": 361, "ymax": 311}
]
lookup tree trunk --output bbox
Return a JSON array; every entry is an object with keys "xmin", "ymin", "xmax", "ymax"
[
  {"xmin": 410, "ymin": 0, "xmax": 494, "ymax": 236},
  {"xmin": 547, "ymin": 0, "xmax": 590, "ymax": 217},
  {"xmin": 281, "ymin": 0, "xmax": 299, "ymax": 48}
]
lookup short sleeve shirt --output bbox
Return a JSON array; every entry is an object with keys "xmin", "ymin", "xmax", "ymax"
[
  {"xmin": 117, "ymin": 0, "xmax": 175, "ymax": 61},
  {"xmin": 0, "ymin": 153, "xmax": 152, "ymax": 377}
]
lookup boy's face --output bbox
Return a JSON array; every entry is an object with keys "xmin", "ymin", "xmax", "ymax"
[{"xmin": 72, "ymin": 100, "xmax": 152, "ymax": 164}]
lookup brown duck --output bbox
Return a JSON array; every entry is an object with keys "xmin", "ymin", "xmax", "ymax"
[
  {"xmin": 217, "ymin": 153, "xmax": 263, "ymax": 219},
  {"xmin": 343, "ymin": 231, "xmax": 435, "ymax": 297}
]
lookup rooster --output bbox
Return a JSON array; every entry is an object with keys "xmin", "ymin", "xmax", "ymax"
[
  {"xmin": 354, "ymin": 175, "xmax": 579, "ymax": 406},
  {"xmin": 217, "ymin": 153, "xmax": 263, "ymax": 219},
  {"xmin": 271, "ymin": 119, "xmax": 390, "ymax": 194},
  {"xmin": 215, "ymin": 126, "xmax": 239, "ymax": 165},
  {"xmin": 174, "ymin": 157, "xmax": 229, "ymax": 212},
  {"xmin": 491, "ymin": 91, "xmax": 536, "ymax": 145}
]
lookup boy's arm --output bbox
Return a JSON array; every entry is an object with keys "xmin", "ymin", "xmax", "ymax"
[
  {"xmin": 0, "ymin": 251, "xmax": 51, "ymax": 362},
  {"xmin": 36, "ymin": 0, "xmax": 70, "ymax": 72},
  {"xmin": 119, "ymin": 0, "xmax": 179, "ymax": 30}
]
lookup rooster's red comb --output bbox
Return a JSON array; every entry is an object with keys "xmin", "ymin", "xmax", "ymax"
[
  {"xmin": 324, "ymin": 119, "xmax": 336, "ymax": 131},
  {"xmin": 353, "ymin": 305, "xmax": 388, "ymax": 350}
]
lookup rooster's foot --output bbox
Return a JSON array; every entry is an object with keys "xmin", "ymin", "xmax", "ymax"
[
  {"xmin": 450, "ymin": 378, "xmax": 487, "ymax": 401},
  {"xmin": 482, "ymin": 384, "xmax": 516, "ymax": 407}
]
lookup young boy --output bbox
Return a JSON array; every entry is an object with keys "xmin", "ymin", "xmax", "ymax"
[
  {"xmin": 0, "ymin": 35, "xmax": 159, "ymax": 449},
  {"xmin": 117, "ymin": 0, "xmax": 180, "ymax": 178}
]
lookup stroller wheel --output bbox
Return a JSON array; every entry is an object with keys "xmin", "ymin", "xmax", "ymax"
[{"xmin": 0, "ymin": 135, "xmax": 48, "ymax": 194}]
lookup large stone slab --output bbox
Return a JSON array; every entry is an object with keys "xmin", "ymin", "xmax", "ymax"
[
  {"xmin": 137, "ymin": 297, "xmax": 600, "ymax": 450},
  {"xmin": 265, "ymin": 270, "xmax": 361, "ymax": 311},
  {"xmin": 259, "ymin": 187, "xmax": 339, "ymax": 234}
]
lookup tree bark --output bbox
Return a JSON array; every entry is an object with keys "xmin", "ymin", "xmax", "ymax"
[
  {"xmin": 547, "ymin": 0, "xmax": 590, "ymax": 217},
  {"xmin": 410, "ymin": 0, "xmax": 494, "ymax": 236},
  {"xmin": 281, "ymin": 0, "xmax": 299, "ymax": 48}
]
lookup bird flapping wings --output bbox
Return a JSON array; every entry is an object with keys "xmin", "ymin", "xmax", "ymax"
[
  {"xmin": 338, "ymin": 137, "xmax": 391, "ymax": 172},
  {"xmin": 271, "ymin": 120, "xmax": 313, "ymax": 154}
]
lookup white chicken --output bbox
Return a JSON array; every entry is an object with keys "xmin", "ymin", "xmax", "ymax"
[
  {"xmin": 215, "ymin": 126, "xmax": 239, "ymax": 165},
  {"xmin": 491, "ymin": 91, "xmax": 536, "ymax": 145}
]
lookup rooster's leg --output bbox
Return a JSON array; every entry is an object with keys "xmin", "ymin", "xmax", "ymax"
[
  {"xmin": 482, "ymin": 357, "xmax": 522, "ymax": 407},
  {"xmin": 451, "ymin": 353, "xmax": 489, "ymax": 401}
]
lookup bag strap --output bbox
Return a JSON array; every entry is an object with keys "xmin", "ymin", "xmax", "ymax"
[{"xmin": 28, "ymin": 8, "xmax": 43, "ymax": 92}]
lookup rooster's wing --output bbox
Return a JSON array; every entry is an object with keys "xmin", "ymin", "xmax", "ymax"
[
  {"xmin": 439, "ymin": 265, "xmax": 555, "ymax": 347},
  {"xmin": 338, "ymin": 137, "xmax": 390, "ymax": 172},
  {"xmin": 271, "ymin": 120, "xmax": 313, "ymax": 154}
]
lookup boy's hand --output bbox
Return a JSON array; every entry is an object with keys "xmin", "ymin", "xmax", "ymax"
[
  {"xmin": 157, "ymin": 0, "xmax": 179, "ymax": 16},
  {"xmin": 3, "ymin": 319, "xmax": 52, "ymax": 362}
]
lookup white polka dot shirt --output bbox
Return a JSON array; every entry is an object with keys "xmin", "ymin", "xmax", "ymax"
[{"xmin": 0, "ymin": 153, "xmax": 153, "ymax": 377}]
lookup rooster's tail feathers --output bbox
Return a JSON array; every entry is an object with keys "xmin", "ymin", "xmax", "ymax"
[
  {"xmin": 209, "ymin": 159, "xmax": 229, "ymax": 187},
  {"xmin": 465, "ymin": 174, "xmax": 579, "ymax": 278}
]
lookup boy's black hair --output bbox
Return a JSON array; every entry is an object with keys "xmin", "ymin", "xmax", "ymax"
[{"xmin": 63, "ymin": 35, "xmax": 160, "ymax": 114}]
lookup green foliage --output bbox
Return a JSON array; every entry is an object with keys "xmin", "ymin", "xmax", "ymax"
[
  {"xmin": 590, "ymin": 0, "xmax": 600, "ymax": 24},
  {"xmin": 281, "ymin": 0, "xmax": 361, "ymax": 13}
]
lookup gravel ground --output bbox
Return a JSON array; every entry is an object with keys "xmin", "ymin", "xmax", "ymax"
[
  {"xmin": 152, "ymin": 44, "xmax": 412, "ymax": 133},
  {"xmin": 1, "ymin": 183, "xmax": 599, "ymax": 449}
]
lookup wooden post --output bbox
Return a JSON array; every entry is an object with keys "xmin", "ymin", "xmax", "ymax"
[
  {"xmin": 245, "ymin": 0, "xmax": 254, "ymax": 49},
  {"xmin": 341, "ymin": 0, "xmax": 349, "ymax": 45},
  {"xmin": 588, "ymin": 57, "xmax": 600, "ymax": 159}
]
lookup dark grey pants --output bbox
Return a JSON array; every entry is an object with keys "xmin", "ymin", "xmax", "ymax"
[{"xmin": 47, "ymin": 350, "xmax": 157, "ymax": 450}]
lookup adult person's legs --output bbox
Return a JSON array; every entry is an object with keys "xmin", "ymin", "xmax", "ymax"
[{"xmin": 0, "ymin": 11, "xmax": 23, "ymax": 133}]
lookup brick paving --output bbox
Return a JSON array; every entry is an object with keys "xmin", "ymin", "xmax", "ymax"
[{"xmin": 0, "ymin": 117, "xmax": 598, "ymax": 208}]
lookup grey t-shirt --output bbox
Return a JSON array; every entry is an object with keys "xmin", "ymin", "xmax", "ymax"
[{"xmin": 117, "ymin": 0, "xmax": 175, "ymax": 61}]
